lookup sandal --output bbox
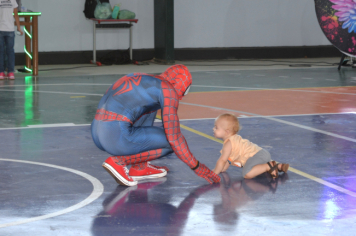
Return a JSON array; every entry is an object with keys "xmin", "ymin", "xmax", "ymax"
[
  {"xmin": 267, "ymin": 161, "xmax": 279, "ymax": 179},
  {"xmin": 277, "ymin": 163, "xmax": 289, "ymax": 173}
]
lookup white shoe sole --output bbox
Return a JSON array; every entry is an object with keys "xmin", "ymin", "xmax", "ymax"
[
  {"xmin": 131, "ymin": 170, "xmax": 167, "ymax": 181},
  {"xmin": 102, "ymin": 162, "xmax": 138, "ymax": 186}
]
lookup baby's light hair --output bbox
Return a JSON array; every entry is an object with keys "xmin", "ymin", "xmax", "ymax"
[{"xmin": 216, "ymin": 113, "xmax": 240, "ymax": 134}]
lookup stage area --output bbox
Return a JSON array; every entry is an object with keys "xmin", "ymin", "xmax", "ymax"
[{"xmin": 0, "ymin": 59, "xmax": 356, "ymax": 235}]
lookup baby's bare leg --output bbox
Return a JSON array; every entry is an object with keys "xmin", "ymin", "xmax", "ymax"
[
  {"xmin": 244, "ymin": 163, "xmax": 269, "ymax": 179},
  {"xmin": 242, "ymin": 149, "xmax": 273, "ymax": 178}
]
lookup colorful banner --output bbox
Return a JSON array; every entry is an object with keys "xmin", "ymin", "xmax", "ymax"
[{"xmin": 315, "ymin": 0, "xmax": 356, "ymax": 56}]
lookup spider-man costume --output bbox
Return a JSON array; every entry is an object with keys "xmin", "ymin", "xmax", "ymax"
[{"xmin": 91, "ymin": 64, "xmax": 220, "ymax": 185}]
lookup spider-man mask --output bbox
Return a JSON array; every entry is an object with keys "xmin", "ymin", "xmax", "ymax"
[{"xmin": 160, "ymin": 64, "xmax": 192, "ymax": 100}]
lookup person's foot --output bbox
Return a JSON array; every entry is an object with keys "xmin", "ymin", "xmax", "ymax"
[
  {"xmin": 267, "ymin": 161, "xmax": 278, "ymax": 179},
  {"xmin": 129, "ymin": 162, "xmax": 167, "ymax": 181},
  {"xmin": 0, "ymin": 72, "xmax": 5, "ymax": 80},
  {"xmin": 147, "ymin": 162, "xmax": 169, "ymax": 172},
  {"xmin": 7, "ymin": 72, "xmax": 15, "ymax": 80},
  {"xmin": 102, "ymin": 157, "xmax": 138, "ymax": 186},
  {"xmin": 277, "ymin": 163, "xmax": 289, "ymax": 173}
]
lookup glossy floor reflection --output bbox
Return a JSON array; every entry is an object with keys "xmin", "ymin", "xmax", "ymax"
[{"xmin": 1, "ymin": 65, "xmax": 356, "ymax": 236}]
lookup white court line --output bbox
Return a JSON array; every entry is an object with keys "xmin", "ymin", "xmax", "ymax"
[
  {"xmin": 181, "ymin": 102, "xmax": 356, "ymax": 144},
  {"xmin": 0, "ymin": 113, "xmax": 353, "ymax": 130},
  {"xmin": 0, "ymin": 124, "xmax": 90, "ymax": 131},
  {"xmin": 0, "ymin": 158, "xmax": 104, "ymax": 228},
  {"xmin": 191, "ymin": 85, "xmax": 356, "ymax": 95},
  {"xmin": 178, "ymin": 112, "xmax": 355, "ymax": 121},
  {"xmin": 0, "ymin": 89, "xmax": 103, "ymax": 96},
  {"xmin": 28, "ymin": 123, "xmax": 76, "ymax": 128},
  {"xmin": 0, "ymin": 84, "xmax": 355, "ymax": 96},
  {"xmin": 0, "ymin": 83, "xmax": 112, "ymax": 87},
  {"xmin": 238, "ymin": 112, "xmax": 355, "ymax": 119}
]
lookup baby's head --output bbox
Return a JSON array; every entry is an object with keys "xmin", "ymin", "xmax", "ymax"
[{"xmin": 213, "ymin": 113, "xmax": 240, "ymax": 139}]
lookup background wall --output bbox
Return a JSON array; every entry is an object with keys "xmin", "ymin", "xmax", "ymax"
[{"xmin": 14, "ymin": 0, "xmax": 330, "ymax": 54}]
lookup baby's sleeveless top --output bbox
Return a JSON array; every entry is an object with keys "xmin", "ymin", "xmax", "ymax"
[{"xmin": 221, "ymin": 134, "xmax": 262, "ymax": 167}]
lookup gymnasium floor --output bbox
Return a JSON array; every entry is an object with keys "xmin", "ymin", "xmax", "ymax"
[{"xmin": 1, "ymin": 58, "xmax": 356, "ymax": 236}]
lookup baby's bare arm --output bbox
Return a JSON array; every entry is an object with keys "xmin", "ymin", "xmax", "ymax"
[
  {"xmin": 221, "ymin": 161, "xmax": 230, "ymax": 172},
  {"xmin": 213, "ymin": 140, "xmax": 232, "ymax": 175}
]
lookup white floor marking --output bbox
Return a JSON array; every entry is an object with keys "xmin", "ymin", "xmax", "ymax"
[
  {"xmin": 180, "ymin": 102, "xmax": 356, "ymax": 143},
  {"xmin": 0, "ymin": 89, "xmax": 103, "ymax": 96},
  {"xmin": 0, "ymin": 158, "xmax": 104, "ymax": 228},
  {"xmin": 0, "ymin": 83, "xmax": 112, "ymax": 87},
  {"xmin": 238, "ymin": 112, "xmax": 354, "ymax": 118},
  {"xmin": 0, "ymin": 84, "xmax": 354, "ymax": 96},
  {"xmin": 191, "ymin": 85, "xmax": 356, "ymax": 95},
  {"xmin": 178, "ymin": 113, "xmax": 354, "ymax": 121},
  {"xmin": 179, "ymin": 118, "xmax": 216, "ymax": 121},
  {"xmin": 0, "ymin": 113, "xmax": 353, "ymax": 130},
  {"xmin": 27, "ymin": 123, "xmax": 76, "ymax": 128},
  {"xmin": 0, "ymin": 124, "xmax": 91, "ymax": 131}
]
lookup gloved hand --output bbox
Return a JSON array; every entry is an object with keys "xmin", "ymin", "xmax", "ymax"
[{"xmin": 193, "ymin": 162, "xmax": 221, "ymax": 184}]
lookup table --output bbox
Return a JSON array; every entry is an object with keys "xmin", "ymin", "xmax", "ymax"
[
  {"xmin": 17, "ymin": 12, "xmax": 41, "ymax": 76},
  {"xmin": 90, "ymin": 19, "xmax": 138, "ymax": 66}
]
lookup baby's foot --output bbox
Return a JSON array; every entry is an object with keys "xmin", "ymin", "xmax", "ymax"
[
  {"xmin": 267, "ymin": 161, "xmax": 278, "ymax": 179},
  {"xmin": 277, "ymin": 163, "xmax": 289, "ymax": 173}
]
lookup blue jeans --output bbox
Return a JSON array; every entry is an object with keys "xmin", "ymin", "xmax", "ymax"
[{"xmin": 0, "ymin": 31, "xmax": 15, "ymax": 73}]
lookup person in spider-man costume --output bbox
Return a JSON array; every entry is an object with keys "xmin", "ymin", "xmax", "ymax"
[{"xmin": 91, "ymin": 64, "xmax": 220, "ymax": 186}]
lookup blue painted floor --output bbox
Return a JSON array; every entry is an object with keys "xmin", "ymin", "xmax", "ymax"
[{"xmin": 1, "ymin": 68, "xmax": 356, "ymax": 235}]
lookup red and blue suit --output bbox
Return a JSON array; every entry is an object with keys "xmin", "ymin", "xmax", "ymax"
[{"xmin": 91, "ymin": 65, "xmax": 220, "ymax": 184}]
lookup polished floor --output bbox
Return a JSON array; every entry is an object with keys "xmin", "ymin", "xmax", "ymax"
[{"xmin": 1, "ymin": 59, "xmax": 356, "ymax": 236}]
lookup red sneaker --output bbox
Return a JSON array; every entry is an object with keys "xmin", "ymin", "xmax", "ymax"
[
  {"xmin": 102, "ymin": 157, "xmax": 138, "ymax": 186},
  {"xmin": 0, "ymin": 72, "xmax": 5, "ymax": 80},
  {"xmin": 129, "ymin": 162, "xmax": 167, "ymax": 181},
  {"xmin": 7, "ymin": 72, "xmax": 15, "ymax": 80}
]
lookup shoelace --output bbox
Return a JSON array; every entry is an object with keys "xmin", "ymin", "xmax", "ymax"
[
  {"xmin": 147, "ymin": 162, "xmax": 159, "ymax": 170},
  {"xmin": 123, "ymin": 166, "xmax": 130, "ymax": 176}
]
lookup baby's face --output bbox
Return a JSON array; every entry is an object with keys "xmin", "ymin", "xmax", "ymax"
[{"xmin": 213, "ymin": 118, "xmax": 228, "ymax": 139}]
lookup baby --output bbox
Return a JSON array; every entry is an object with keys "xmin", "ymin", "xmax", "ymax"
[{"xmin": 212, "ymin": 113, "xmax": 289, "ymax": 179}]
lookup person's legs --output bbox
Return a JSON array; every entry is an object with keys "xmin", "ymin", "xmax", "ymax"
[
  {"xmin": 0, "ymin": 31, "xmax": 5, "ymax": 74},
  {"xmin": 93, "ymin": 120, "xmax": 174, "ymax": 186},
  {"xmin": 4, "ymin": 32, "xmax": 15, "ymax": 79},
  {"xmin": 112, "ymin": 147, "xmax": 173, "ymax": 166},
  {"xmin": 103, "ymin": 148, "xmax": 173, "ymax": 186},
  {"xmin": 4, "ymin": 31, "xmax": 15, "ymax": 73},
  {"xmin": 4, "ymin": 42, "xmax": 7, "ymax": 73},
  {"xmin": 242, "ymin": 149, "xmax": 275, "ymax": 179},
  {"xmin": 244, "ymin": 163, "xmax": 273, "ymax": 179},
  {"xmin": 133, "ymin": 111, "xmax": 157, "ymax": 127}
]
